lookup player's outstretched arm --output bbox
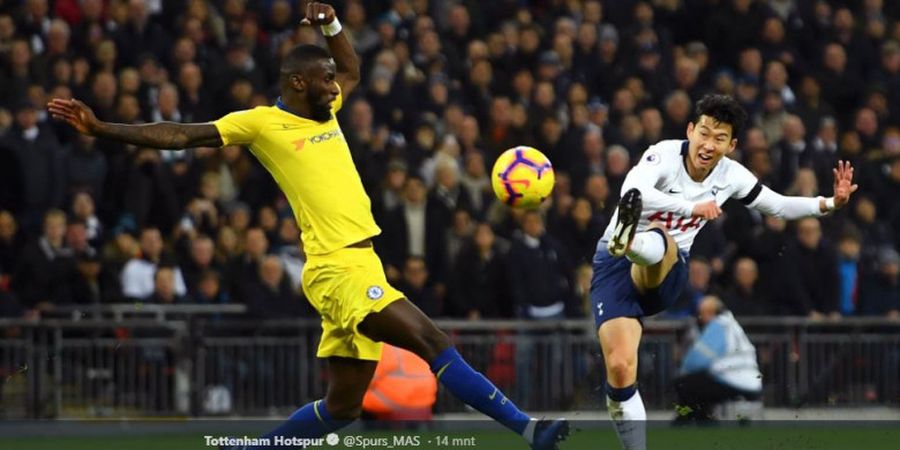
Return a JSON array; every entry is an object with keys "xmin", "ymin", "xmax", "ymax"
[
  {"xmin": 305, "ymin": 1, "xmax": 361, "ymax": 96},
  {"xmin": 47, "ymin": 98, "xmax": 223, "ymax": 149},
  {"xmin": 746, "ymin": 160, "xmax": 858, "ymax": 218}
]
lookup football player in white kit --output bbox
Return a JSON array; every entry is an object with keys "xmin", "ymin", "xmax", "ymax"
[{"xmin": 591, "ymin": 95, "xmax": 857, "ymax": 449}]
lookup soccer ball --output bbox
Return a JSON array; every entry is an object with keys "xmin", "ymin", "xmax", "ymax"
[{"xmin": 491, "ymin": 146, "xmax": 555, "ymax": 209}]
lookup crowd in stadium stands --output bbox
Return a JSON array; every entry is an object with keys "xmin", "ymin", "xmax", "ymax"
[{"xmin": 0, "ymin": 0, "xmax": 898, "ymax": 321}]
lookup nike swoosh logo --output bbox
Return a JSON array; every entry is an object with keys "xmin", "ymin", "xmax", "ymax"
[
  {"xmin": 668, "ymin": 189, "xmax": 682, "ymax": 194},
  {"xmin": 489, "ymin": 388, "xmax": 498, "ymax": 400}
]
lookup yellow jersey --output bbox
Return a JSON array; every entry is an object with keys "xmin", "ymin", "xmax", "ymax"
[{"xmin": 213, "ymin": 91, "xmax": 381, "ymax": 255}]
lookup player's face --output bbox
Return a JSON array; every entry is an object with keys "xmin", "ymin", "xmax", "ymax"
[
  {"xmin": 304, "ymin": 59, "xmax": 339, "ymax": 122},
  {"xmin": 686, "ymin": 115, "xmax": 737, "ymax": 172}
]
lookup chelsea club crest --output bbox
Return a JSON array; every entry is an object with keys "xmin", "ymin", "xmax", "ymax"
[{"xmin": 366, "ymin": 286, "xmax": 384, "ymax": 300}]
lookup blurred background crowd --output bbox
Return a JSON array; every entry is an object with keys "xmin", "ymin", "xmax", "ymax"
[{"xmin": 0, "ymin": 0, "xmax": 898, "ymax": 322}]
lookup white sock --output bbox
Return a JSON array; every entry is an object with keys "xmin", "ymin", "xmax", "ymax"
[
  {"xmin": 522, "ymin": 418, "xmax": 538, "ymax": 444},
  {"xmin": 607, "ymin": 390, "xmax": 647, "ymax": 450},
  {"xmin": 625, "ymin": 231, "xmax": 666, "ymax": 266}
]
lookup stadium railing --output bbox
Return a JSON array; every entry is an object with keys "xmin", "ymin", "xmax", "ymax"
[{"xmin": 0, "ymin": 316, "xmax": 897, "ymax": 418}]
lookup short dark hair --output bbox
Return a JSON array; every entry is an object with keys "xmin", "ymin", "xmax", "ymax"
[
  {"xmin": 280, "ymin": 44, "xmax": 332, "ymax": 77},
  {"xmin": 694, "ymin": 94, "xmax": 747, "ymax": 139}
]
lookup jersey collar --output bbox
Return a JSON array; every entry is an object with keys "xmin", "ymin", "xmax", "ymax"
[{"xmin": 275, "ymin": 97, "xmax": 302, "ymax": 117}]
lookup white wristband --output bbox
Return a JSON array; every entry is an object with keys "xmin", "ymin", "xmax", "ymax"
[
  {"xmin": 825, "ymin": 197, "xmax": 836, "ymax": 211},
  {"xmin": 321, "ymin": 17, "xmax": 342, "ymax": 37}
]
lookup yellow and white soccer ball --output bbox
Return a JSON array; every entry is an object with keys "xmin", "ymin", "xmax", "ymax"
[{"xmin": 491, "ymin": 146, "xmax": 555, "ymax": 209}]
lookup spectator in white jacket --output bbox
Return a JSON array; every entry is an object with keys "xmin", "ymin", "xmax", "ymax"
[{"xmin": 674, "ymin": 296, "xmax": 762, "ymax": 423}]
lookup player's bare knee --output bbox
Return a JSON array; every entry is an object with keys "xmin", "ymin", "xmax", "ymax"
[{"xmin": 605, "ymin": 353, "xmax": 637, "ymax": 386}]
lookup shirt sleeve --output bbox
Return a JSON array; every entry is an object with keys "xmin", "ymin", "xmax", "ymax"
[
  {"xmin": 747, "ymin": 186, "xmax": 825, "ymax": 219},
  {"xmin": 622, "ymin": 144, "xmax": 695, "ymax": 218},
  {"xmin": 728, "ymin": 162, "xmax": 825, "ymax": 218},
  {"xmin": 213, "ymin": 108, "xmax": 263, "ymax": 146}
]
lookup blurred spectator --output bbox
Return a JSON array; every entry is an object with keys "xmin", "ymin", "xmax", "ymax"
[
  {"xmin": 272, "ymin": 217, "xmax": 304, "ymax": 290},
  {"xmin": 782, "ymin": 217, "xmax": 839, "ymax": 318},
  {"xmin": 570, "ymin": 126, "xmax": 605, "ymax": 195},
  {"xmin": 836, "ymin": 231, "xmax": 862, "ymax": 316},
  {"xmin": 773, "ymin": 115, "xmax": 808, "ymax": 191},
  {"xmin": 226, "ymin": 227, "xmax": 268, "ymax": 298},
  {"xmin": 449, "ymin": 222, "xmax": 512, "ymax": 319},
  {"xmin": 807, "ymin": 116, "xmax": 840, "ymax": 188},
  {"xmin": 690, "ymin": 220, "xmax": 728, "ymax": 279},
  {"xmin": 65, "ymin": 218, "xmax": 96, "ymax": 257},
  {"xmin": 557, "ymin": 197, "xmax": 607, "ymax": 267},
  {"xmin": 794, "ymin": 76, "xmax": 835, "ymax": 136},
  {"xmin": 857, "ymin": 248, "xmax": 900, "ymax": 317},
  {"xmin": 256, "ymin": 205, "xmax": 279, "ymax": 243},
  {"xmin": 828, "ymin": 196, "xmax": 892, "ymax": 282},
  {"xmin": 755, "ymin": 89, "xmax": 789, "ymax": 146},
  {"xmin": 817, "ymin": 42, "xmax": 863, "ymax": 128},
  {"xmin": 182, "ymin": 234, "xmax": 220, "ymax": 298},
  {"xmin": 71, "ymin": 251, "xmax": 105, "ymax": 305},
  {"xmin": 242, "ymin": 255, "xmax": 309, "ymax": 319},
  {"xmin": 1, "ymin": 99, "xmax": 66, "ymax": 234},
  {"xmin": 121, "ymin": 226, "xmax": 186, "ymax": 300},
  {"xmin": 719, "ymin": 257, "xmax": 771, "ymax": 316},
  {"xmin": 507, "ymin": 211, "xmax": 573, "ymax": 319},
  {"xmin": 371, "ymin": 159, "xmax": 408, "ymax": 225},
  {"xmin": 428, "ymin": 156, "xmax": 472, "ymax": 232},
  {"xmin": 666, "ymin": 257, "xmax": 713, "ymax": 319},
  {"xmin": 444, "ymin": 208, "xmax": 474, "ymax": 272},
  {"xmin": 64, "ymin": 135, "xmax": 106, "ymax": 203},
  {"xmin": 382, "ymin": 175, "xmax": 445, "ymax": 283},
  {"xmin": 343, "ymin": 0, "xmax": 379, "ymax": 56},
  {"xmin": 214, "ymin": 225, "xmax": 240, "ymax": 266},
  {"xmin": 177, "ymin": 62, "xmax": 214, "ymax": 122},
  {"xmin": 12, "ymin": 209, "xmax": 75, "ymax": 311},
  {"xmin": 674, "ymin": 296, "xmax": 762, "ymax": 424},
  {"xmin": 123, "ymin": 148, "xmax": 180, "ymax": 232},
  {"xmin": 193, "ymin": 269, "xmax": 229, "ymax": 305},
  {"xmin": 146, "ymin": 265, "xmax": 187, "ymax": 304},
  {"xmin": 458, "ymin": 151, "xmax": 493, "ymax": 220},
  {"xmin": 113, "ymin": 0, "xmax": 171, "ymax": 68},
  {"xmin": 0, "ymin": 211, "xmax": 23, "ymax": 286},
  {"xmin": 876, "ymin": 158, "xmax": 900, "ymax": 222},
  {"xmin": 395, "ymin": 255, "xmax": 441, "ymax": 317},
  {"xmin": 99, "ymin": 224, "xmax": 138, "ymax": 302},
  {"xmin": 70, "ymin": 192, "xmax": 103, "ymax": 248}
]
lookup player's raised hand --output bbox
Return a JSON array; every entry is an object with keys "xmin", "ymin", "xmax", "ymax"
[
  {"xmin": 301, "ymin": 2, "xmax": 336, "ymax": 26},
  {"xmin": 691, "ymin": 200, "xmax": 722, "ymax": 220},
  {"xmin": 47, "ymin": 98, "xmax": 98, "ymax": 135},
  {"xmin": 832, "ymin": 160, "xmax": 858, "ymax": 209}
]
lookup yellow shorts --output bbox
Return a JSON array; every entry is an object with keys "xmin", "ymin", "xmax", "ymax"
[{"xmin": 302, "ymin": 246, "xmax": 405, "ymax": 361}]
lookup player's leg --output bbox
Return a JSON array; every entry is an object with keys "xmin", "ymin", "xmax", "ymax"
[
  {"xmin": 359, "ymin": 299, "xmax": 569, "ymax": 450},
  {"xmin": 598, "ymin": 317, "xmax": 646, "ymax": 450},
  {"xmin": 235, "ymin": 357, "xmax": 376, "ymax": 450},
  {"xmin": 607, "ymin": 188, "xmax": 679, "ymax": 292},
  {"xmin": 629, "ymin": 223, "xmax": 679, "ymax": 293}
]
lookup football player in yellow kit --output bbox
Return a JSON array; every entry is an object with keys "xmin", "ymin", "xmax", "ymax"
[{"xmin": 49, "ymin": 3, "xmax": 567, "ymax": 449}]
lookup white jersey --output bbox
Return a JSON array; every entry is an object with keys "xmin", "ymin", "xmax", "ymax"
[{"xmin": 601, "ymin": 140, "xmax": 826, "ymax": 253}]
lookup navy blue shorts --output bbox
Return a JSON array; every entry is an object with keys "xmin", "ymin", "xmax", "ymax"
[{"xmin": 591, "ymin": 240, "xmax": 689, "ymax": 329}]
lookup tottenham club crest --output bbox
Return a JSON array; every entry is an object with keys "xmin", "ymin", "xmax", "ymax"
[
  {"xmin": 366, "ymin": 285, "xmax": 384, "ymax": 300},
  {"xmin": 645, "ymin": 152, "xmax": 661, "ymax": 165}
]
